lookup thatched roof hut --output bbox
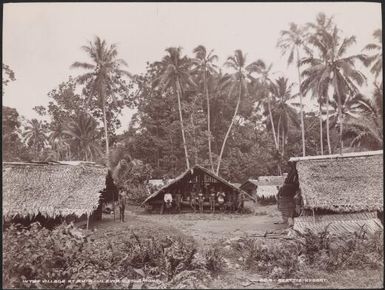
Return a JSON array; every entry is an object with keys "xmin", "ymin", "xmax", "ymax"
[
  {"xmin": 290, "ymin": 150, "xmax": 383, "ymax": 213},
  {"xmin": 256, "ymin": 175, "xmax": 287, "ymax": 200},
  {"xmin": 289, "ymin": 150, "xmax": 383, "ymax": 234},
  {"xmin": 240, "ymin": 175, "xmax": 286, "ymax": 202},
  {"xmin": 3, "ymin": 162, "xmax": 107, "ymax": 221},
  {"xmin": 142, "ymin": 165, "xmax": 255, "ymax": 208}
]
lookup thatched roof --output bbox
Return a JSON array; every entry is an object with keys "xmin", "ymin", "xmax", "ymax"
[
  {"xmin": 257, "ymin": 175, "xmax": 287, "ymax": 186},
  {"xmin": 292, "ymin": 151, "xmax": 383, "ymax": 212},
  {"xmin": 3, "ymin": 162, "xmax": 107, "ymax": 220},
  {"xmin": 142, "ymin": 165, "xmax": 255, "ymax": 205},
  {"xmin": 293, "ymin": 212, "xmax": 383, "ymax": 235},
  {"xmin": 257, "ymin": 186, "xmax": 279, "ymax": 199}
]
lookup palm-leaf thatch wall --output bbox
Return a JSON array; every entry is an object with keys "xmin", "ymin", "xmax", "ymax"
[
  {"xmin": 293, "ymin": 212, "xmax": 383, "ymax": 235},
  {"xmin": 3, "ymin": 162, "xmax": 107, "ymax": 220},
  {"xmin": 294, "ymin": 151, "xmax": 383, "ymax": 213}
]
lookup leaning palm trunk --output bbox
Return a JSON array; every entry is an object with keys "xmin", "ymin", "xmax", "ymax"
[
  {"xmin": 318, "ymin": 100, "xmax": 324, "ymax": 155},
  {"xmin": 204, "ymin": 71, "xmax": 214, "ymax": 172},
  {"xmin": 216, "ymin": 84, "xmax": 242, "ymax": 175},
  {"xmin": 296, "ymin": 48, "xmax": 306, "ymax": 157},
  {"xmin": 176, "ymin": 80, "xmax": 190, "ymax": 169}
]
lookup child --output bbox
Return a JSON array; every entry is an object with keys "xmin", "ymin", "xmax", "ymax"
[{"xmin": 118, "ymin": 190, "xmax": 128, "ymax": 222}]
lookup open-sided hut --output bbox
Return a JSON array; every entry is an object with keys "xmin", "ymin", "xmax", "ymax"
[
  {"xmin": 142, "ymin": 165, "xmax": 255, "ymax": 213},
  {"xmin": 288, "ymin": 150, "xmax": 383, "ymax": 235},
  {"xmin": 3, "ymin": 161, "xmax": 107, "ymax": 228}
]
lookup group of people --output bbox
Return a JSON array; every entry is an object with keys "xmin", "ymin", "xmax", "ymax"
[{"xmin": 160, "ymin": 185, "xmax": 247, "ymax": 214}]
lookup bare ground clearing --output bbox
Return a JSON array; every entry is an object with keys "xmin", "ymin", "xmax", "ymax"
[{"xmin": 88, "ymin": 204, "xmax": 383, "ymax": 289}]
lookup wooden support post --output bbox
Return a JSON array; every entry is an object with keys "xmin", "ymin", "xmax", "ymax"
[
  {"xmin": 113, "ymin": 190, "xmax": 116, "ymax": 222},
  {"xmin": 86, "ymin": 214, "xmax": 89, "ymax": 230}
]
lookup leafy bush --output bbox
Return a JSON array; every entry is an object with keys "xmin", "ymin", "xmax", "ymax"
[
  {"xmin": 228, "ymin": 227, "xmax": 384, "ymax": 279},
  {"xmin": 3, "ymin": 222, "xmax": 224, "ymax": 289}
]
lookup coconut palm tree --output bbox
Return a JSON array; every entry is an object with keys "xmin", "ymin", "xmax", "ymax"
[
  {"xmin": 63, "ymin": 113, "xmax": 102, "ymax": 161},
  {"xmin": 49, "ymin": 126, "xmax": 71, "ymax": 160},
  {"xmin": 301, "ymin": 25, "xmax": 368, "ymax": 153},
  {"xmin": 270, "ymin": 77, "xmax": 300, "ymax": 157},
  {"xmin": 277, "ymin": 22, "xmax": 312, "ymax": 157},
  {"xmin": 71, "ymin": 36, "xmax": 131, "ymax": 167},
  {"xmin": 191, "ymin": 45, "xmax": 218, "ymax": 172},
  {"xmin": 22, "ymin": 119, "xmax": 48, "ymax": 160},
  {"xmin": 251, "ymin": 60, "xmax": 279, "ymax": 151},
  {"xmin": 154, "ymin": 47, "xmax": 196, "ymax": 169},
  {"xmin": 363, "ymin": 29, "xmax": 382, "ymax": 82},
  {"xmin": 216, "ymin": 50, "xmax": 264, "ymax": 175},
  {"xmin": 344, "ymin": 89, "xmax": 383, "ymax": 150},
  {"xmin": 300, "ymin": 13, "xmax": 336, "ymax": 154}
]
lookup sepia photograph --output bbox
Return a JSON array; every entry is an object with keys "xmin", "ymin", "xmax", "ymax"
[{"xmin": 2, "ymin": 1, "xmax": 383, "ymax": 289}]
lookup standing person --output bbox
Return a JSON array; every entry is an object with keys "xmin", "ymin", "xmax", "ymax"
[
  {"xmin": 277, "ymin": 183, "xmax": 297, "ymax": 226},
  {"xmin": 175, "ymin": 191, "xmax": 182, "ymax": 213},
  {"xmin": 190, "ymin": 185, "xmax": 198, "ymax": 213},
  {"xmin": 217, "ymin": 190, "xmax": 226, "ymax": 212},
  {"xmin": 161, "ymin": 192, "xmax": 173, "ymax": 214},
  {"xmin": 208, "ymin": 187, "xmax": 216, "ymax": 213},
  {"xmin": 237, "ymin": 191, "xmax": 245, "ymax": 213},
  {"xmin": 118, "ymin": 189, "xmax": 128, "ymax": 222},
  {"xmin": 197, "ymin": 192, "xmax": 205, "ymax": 213}
]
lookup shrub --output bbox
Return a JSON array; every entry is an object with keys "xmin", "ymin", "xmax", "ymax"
[
  {"xmin": 228, "ymin": 227, "xmax": 384, "ymax": 279},
  {"xmin": 3, "ymin": 223, "xmax": 224, "ymax": 289}
]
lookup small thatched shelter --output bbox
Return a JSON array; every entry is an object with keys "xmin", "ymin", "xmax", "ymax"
[
  {"xmin": 142, "ymin": 165, "xmax": 255, "ymax": 212},
  {"xmin": 289, "ymin": 150, "xmax": 383, "ymax": 234},
  {"xmin": 240, "ymin": 175, "xmax": 287, "ymax": 205},
  {"xmin": 3, "ymin": 161, "xmax": 107, "ymax": 227}
]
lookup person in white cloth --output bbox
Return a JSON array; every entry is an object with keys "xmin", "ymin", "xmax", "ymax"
[{"xmin": 160, "ymin": 192, "xmax": 173, "ymax": 214}]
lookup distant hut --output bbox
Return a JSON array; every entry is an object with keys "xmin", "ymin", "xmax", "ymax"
[
  {"xmin": 288, "ymin": 150, "xmax": 383, "ymax": 234},
  {"xmin": 240, "ymin": 174, "xmax": 287, "ymax": 205},
  {"xmin": 141, "ymin": 165, "xmax": 255, "ymax": 213},
  {"xmin": 3, "ymin": 161, "xmax": 107, "ymax": 229}
]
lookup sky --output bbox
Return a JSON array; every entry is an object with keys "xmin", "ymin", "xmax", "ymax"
[{"xmin": 3, "ymin": 2, "xmax": 382, "ymax": 133}]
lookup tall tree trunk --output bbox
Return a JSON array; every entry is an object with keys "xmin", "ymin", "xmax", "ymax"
[
  {"xmin": 318, "ymin": 100, "xmax": 324, "ymax": 155},
  {"xmin": 325, "ymin": 93, "xmax": 332, "ymax": 154},
  {"xmin": 204, "ymin": 71, "xmax": 214, "ymax": 172},
  {"xmin": 277, "ymin": 116, "xmax": 281, "ymax": 151},
  {"xmin": 216, "ymin": 83, "xmax": 242, "ymax": 175},
  {"xmin": 190, "ymin": 112, "xmax": 198, "ymax": 166},
  {"xmin": 101, "ymin": 85, "xmax": 110, "ymax": 168},
  {"xmin": 267, "ymin": 98, "xmax": 278, "ymax": 150},
  {"xmin": 176, "ymin": 80, "xmax": 190, "ymax": 169},
  {"xmin": 334, "ymin": 78, "xmax": 344, "ymax": 154},
  {"xmin": 282, "ymin": 126, "xmax": 285, "ymax": 158},
  {"xmin": 296, "ymin": 47, "xmax": 306, "ymax": 156}
]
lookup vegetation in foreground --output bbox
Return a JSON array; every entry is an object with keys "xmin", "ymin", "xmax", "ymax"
[{"xmin": 3, "ymin": 222, "xmax": 383, "ymax": 289}]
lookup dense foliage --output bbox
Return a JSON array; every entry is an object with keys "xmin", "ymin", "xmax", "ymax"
[
  {"xmin": 3, "ymin": 222, "xmax": 224, "ymax": 289},
  {"xmin": 225, "ymin": 227, "xmax": 384, "ymax": 279},
  {"xmin": 2, "ymin": 12, "xmax": 382, "ymax": 183}
]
